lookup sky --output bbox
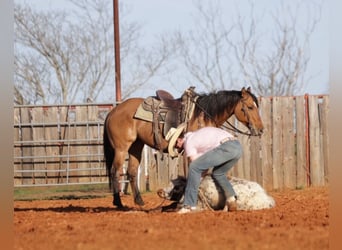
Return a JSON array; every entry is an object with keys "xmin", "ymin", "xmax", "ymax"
[
  {"xmin": 17, "ymin": 0, "xmax": 329, "ymax": 98},
  {"xmin": 123, "ymin": 0, "xmax": 329, "ymax": 96}
]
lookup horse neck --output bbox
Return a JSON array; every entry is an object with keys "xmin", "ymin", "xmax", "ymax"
[
  {"xmin": 213, "ymin": 91, "xmax": 241, "ymax": 125},
  {"xmin": 216, "ymin": 109, "xmax": 235, "ymax": 126},
  {"xmin": 188, "ymin": 99, "xmax": 237, "ymax": 131}
]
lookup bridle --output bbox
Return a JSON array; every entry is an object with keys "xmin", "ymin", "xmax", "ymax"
[{"xmin": 223, "ymin": 98, "xmax": 254, "ymax": 136}]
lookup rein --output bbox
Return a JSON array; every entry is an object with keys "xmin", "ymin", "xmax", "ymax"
[
  {"xmin": 192, "ymin": 98, "xmax": 253, "ymax": 136},
  {"xmin": 222, "ymin": 120, "xmax": 252, "ymax": 136},
  {"xmin": 136, "ymin": 197, "xmax": 168, "ymax": 213}
]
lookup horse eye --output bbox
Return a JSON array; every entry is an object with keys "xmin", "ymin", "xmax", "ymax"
[{"xmin": 248, "ymin": 106, "xmax": 254, "ymax": 110}]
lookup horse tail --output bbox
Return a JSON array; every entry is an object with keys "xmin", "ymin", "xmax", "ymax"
[{"xmin": 103, "ymin": 114, "xmax": 114, "ymax": 189}]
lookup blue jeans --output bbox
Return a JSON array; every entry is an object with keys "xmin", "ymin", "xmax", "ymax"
[{"xmin": 184, "ymin": 140, "xmax": 242, "ymax": 207}]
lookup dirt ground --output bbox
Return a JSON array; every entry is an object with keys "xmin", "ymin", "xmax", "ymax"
[{"xmin": 14, "ymin": 186, "xmax": 329, "ymax": 250}]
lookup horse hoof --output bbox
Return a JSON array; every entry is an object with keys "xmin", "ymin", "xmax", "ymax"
[
  {"xmin": 116, "ymin": 205, "xmax": 130, "ymax": 211},
  {"xmin": 113, "ymin": 200, "xmax": 124, "ymax": 208},
  {"xmin": 113, "ymin": 193, "xmax": 124, "ymax": 208},
  {"xmin": 135, "ymin": 199, "xmax": 145, "ymax": 206},
  {"xmin": 136, "ymin": 201, "xmax": 145, "ymax": 206},
  {"xmin": 113, "ymin": 203, "xmax": 123, "ymax": 209}
]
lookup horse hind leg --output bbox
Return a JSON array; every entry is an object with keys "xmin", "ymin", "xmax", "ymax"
[
  {"xmin": 127, "ymin": 141, "xmax": 145, "ymax": 206},
  {"xmin": 111, "ymin": 150, "xmax": 127, "ymax": 208}
]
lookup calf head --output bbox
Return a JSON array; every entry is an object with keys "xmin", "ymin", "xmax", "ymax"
[{"xmin": 157, "ymin": 176, "xmax": 187, "ymax": 202}]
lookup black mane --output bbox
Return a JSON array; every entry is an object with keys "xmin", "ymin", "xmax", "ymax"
[{"xmin": 194, "ymin": 90, "xmax": 259, "ymax": 121}]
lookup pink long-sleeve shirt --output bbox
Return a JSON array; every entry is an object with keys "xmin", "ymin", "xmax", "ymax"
[{"xmin": 183, "ymin": 127, "xmax": 235, "ymax": 161}]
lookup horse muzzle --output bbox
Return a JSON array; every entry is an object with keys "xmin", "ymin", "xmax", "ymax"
[{"xmin": 249, "ymin": 126, "xmax": 264, "ymax": 136}]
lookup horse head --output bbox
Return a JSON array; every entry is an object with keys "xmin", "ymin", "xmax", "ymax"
[{"xmin": 233, "ymin": 87, "xmax": 264, "ymax": 136}]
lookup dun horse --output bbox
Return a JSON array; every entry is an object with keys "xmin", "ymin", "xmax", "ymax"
[{"xmin": 103, "ymin": 87, "xmax": 263, "ymax": 208}]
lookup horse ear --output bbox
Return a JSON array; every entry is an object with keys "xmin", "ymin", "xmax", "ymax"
[
  {"xmin": 241, "ymin": 87, "xmax": 247, "ymax": 96},
  {"xmin": 247, "ymin": 86, "xmax": 251, "ymax": 92}
]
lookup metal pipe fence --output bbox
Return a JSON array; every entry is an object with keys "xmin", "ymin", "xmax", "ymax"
[{"xmin": 14, "ymin": 103, "xmax": 116, "ymax": 187}]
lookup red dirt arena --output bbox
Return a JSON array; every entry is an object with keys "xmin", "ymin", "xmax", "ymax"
[{"xmin": 14, "ymin": 186, "xmax": 328, "ymax": 250}]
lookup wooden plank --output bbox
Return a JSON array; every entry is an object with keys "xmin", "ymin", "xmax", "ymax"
[
  {"xmin": 237, "ymin": 120, "xmax": 251, "ymax": 180},
  {"xmin": 99, "ymin": 105, "xmax": 114, "ymax": 183},
  {"xmin": 76, "ymin": 106, "xmax": 89, "ymax": 183},
  {"xmin": 87, "ymin": 105, "xmax": 100, "ymax": 183},
  {"xmin": 320, "ymin": 96, "xmax": 329, "ymax": 184},
  {"xmin": 45, "ymin": 107, "xmax": 60, "ymax": 184},
  {"xmin": 272, "ymin": 97, "xmax": 284, "ymax": 189},
  {"xmin": 295, "ymin": 96, "xmax": 308, "ymax": 188},
  {"xmin": 179, "ymin": 155, "xmax": 186, "ymax": 177},
  {"xmin": 141, "ymin": 146, "xmax": 150, "ymax": 192},
  {"xmin": 249, "ymin": 136, "xmax": 262, "ymax": 184},
  {"xmin": 66, "ymin": 107, "xmax": 77, "ymax": 183},
  {"xmin": 309, "ymin": 96, "xmax": 325, "ymax": 186},
  {"xmin": 20, "ymin": 107, "xmax": 33, "ymax": 185},
  {"xmin": 137, "ymin": 164, "xmax": 146, "ymax": 192},
  {"xmin": 282, "ymin": 97, "xmax": 296, "ymax": 188},
  {"xmin": 157, "ymin": 153, "xmax": 169, "ymax": 188},
  {"xmin": 250, "ymin": 98, "xmax": 264, "ymax": 185},
  {"xmin": 13, "ymin": 107, "xmax": 22, "ymax": 186},
  {"xmin": 58, "ymin": 106, "xmax": 70, "ymax": 184},
  {"xmin": 147, "ymin": 148, "xmax": 158, "ymax": 191},
  {"xmin": 139, "ymin": 146, "xmax": 149, "ymax": 192},
  {"xmin": 99, "ymin": 125, "xmax": 107, "ymax": 183},
  {"xmin": 31, "ymin": 107, "xmax": 46, "ymax": 185},
  {"xmin": 260, "ymin": 97, "xmax": 273, "ymax": 190},
  {"xmin": 168, "ymin": 155, "xmax": 181, "ymax": 180},
  {"xmin": 227, "ymin": 117, "xmax": 243, "ymax": 178}
]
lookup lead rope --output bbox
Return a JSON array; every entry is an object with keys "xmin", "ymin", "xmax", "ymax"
[
  {"xmin": 136, "ymin": 197, "xmax": 168, "ymax": 213},
  {"xmin": 198, "ymin": 188, "xmax": 215, "ymax": 211}
]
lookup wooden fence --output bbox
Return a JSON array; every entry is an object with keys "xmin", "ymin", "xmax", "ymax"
[{"xmin": 13, "ymin": 95, "xmax": 329, "ymax": 191}]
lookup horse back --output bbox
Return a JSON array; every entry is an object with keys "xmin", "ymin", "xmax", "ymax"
[
  {"xmin": 105, "ymin": 98, "xmax": 166, "ymax": 149},
  {"xmin": 108, "ymin": 98, "xmax": 144, "ymax": 117}
]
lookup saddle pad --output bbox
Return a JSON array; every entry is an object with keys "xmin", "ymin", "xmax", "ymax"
[{"xmin": 134, "ymin": 103, "xmax": 153, "ymax": 122}]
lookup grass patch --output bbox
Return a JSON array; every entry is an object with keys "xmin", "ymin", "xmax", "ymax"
[{"xmin": 14, "ymin": 183, "xmax": 111, "ymax": 201}]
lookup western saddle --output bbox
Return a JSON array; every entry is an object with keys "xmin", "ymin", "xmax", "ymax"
[{"xmin": 141, "ymin": 86, "xmax": 197, "ymax": 150}]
